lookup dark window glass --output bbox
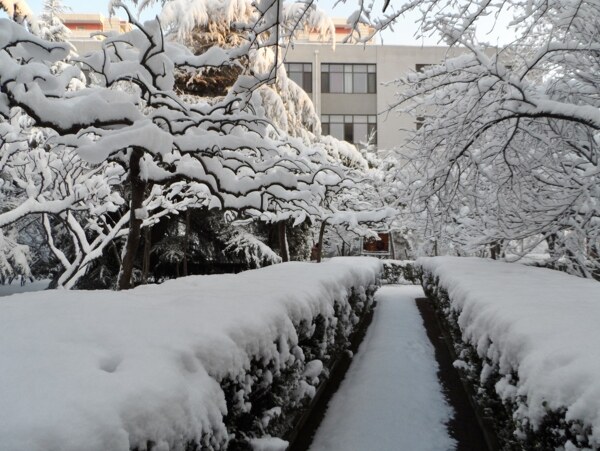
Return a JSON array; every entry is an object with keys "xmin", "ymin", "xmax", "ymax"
[
  {"xmin": 321, "ymin": 72, "xmax": 329, "ymax": 93},
  {"xmin": 367, "ymin": 73, "xmax": 376, "ymax": 93},
  {"xmin": 322, "ymin": 123, "xmax": 329, "ymax": 135},
  {"xmin": 303, "ymin": 72, "xmax": 312, "ymax": 93},
  {"xmin": 344, "ymin": 123, "xmax": 353, "ymax": 142},
  {"xmin": 285, "ymin": 62, "xmax": 312, "ymax": 92}
]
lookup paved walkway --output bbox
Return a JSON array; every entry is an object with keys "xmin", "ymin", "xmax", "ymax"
[{"xmin": 309, "ymin": 285, "xmax": 456, "ymax": 451}]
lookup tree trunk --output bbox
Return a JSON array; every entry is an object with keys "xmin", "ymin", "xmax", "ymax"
[
  {"xmin": 142, "ymin": 226, "xmax": 152, "ymax": 283},
  {"xmin": 117, "ymin": 148, "xmax": 146, "ymax": 290},
  {"xmin": 317, "ymin": 220, "xmax": 327, "ymax": 263},
  {"xmin": 490, "ymin": 241, "xmax": 499, "ymax": 260},
  {"xmin": 278, "ymin": 221, "xmax": 289, "ymax": 262},
  {"xmin": 182, "ymin": 210, "xmax": 190, "ymax": 277}
]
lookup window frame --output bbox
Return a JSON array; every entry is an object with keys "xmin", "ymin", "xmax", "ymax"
[
  {"xmin": 321, "ymin": 64, "xmax": 376, "ymax": 94},
  {"xmin": 321, "ymin": 114, "xmax": 377, "ymax": 145},
  {"xmin": 284, "ymin": 62, "xmax": 313, "ymax": 93}
]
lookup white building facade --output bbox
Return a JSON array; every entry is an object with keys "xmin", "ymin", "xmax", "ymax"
[{"xmin": 285, "ymin": 42, "xmax": 467, "ymax": 152}]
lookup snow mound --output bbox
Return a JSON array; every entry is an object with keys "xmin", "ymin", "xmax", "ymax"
[
  {"xmin": 0, "ymin": 257, "xmax": 381, "ymax": 451},
  {"xmin": 419, "ymin": 256, "xmax": 600, "ymax": 449}
]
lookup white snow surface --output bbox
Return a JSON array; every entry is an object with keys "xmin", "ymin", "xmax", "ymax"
[
  {"xmin": 0, "ymin": 258, "xmax": 381, "ymax": 451},
  {"xmin": 418, "ymin": 257, "xmax": 600, "ymax": 446},
  {"xmin": 310, "ymin": 285, "xmax": 455, "ymax": 451}
]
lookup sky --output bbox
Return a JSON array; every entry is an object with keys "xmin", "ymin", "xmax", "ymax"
[{"xmin": 15, "ymin": 0, "xmax": 514, "ymax": 46}]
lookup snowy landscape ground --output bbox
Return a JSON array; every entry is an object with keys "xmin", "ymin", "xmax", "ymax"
[{"xmin": 309, "ymin": 285, "xmax": 456, "ymax": 451}]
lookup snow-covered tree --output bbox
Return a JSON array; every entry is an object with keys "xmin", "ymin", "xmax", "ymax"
[
  {"xmin": 384, "ymin": 0, "xmax": 600, "ymax": 277},
  {"xmin": 0, "ymin": 0, "xmax": 35, "ymax": 27},
  {"xmin": 0, "ymin": 2, "xmax": 349, "ymax": 289},
  {"xmin": 38, "ymin": 0, "xmax": 70, "ymax": 43}
]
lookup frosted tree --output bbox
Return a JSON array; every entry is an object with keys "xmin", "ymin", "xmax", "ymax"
[
  {"xmin": 0, "ymin": 0, "xmax": 35, "ymax": 27},
  {"xmin": 0, "ymin": 228, "xmax": 31, "ymax": 284},
  {"xmin": 38, "ymin": 0, "xmax": 71, "ymax": 43},
  {"xmin": 0, "ymin": 2, "xmax": 348, "ymax": 289},
  {"xmin": 129, "ymin": 0, "xmax": 372, "ymax": 264},
  {"xmin": 383, "ymin": 0, "xmax": 600, "ymax": 277}
]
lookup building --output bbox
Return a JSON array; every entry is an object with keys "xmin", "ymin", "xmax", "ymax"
[
  {"xmin": 59, "ymin": 13, "xmax": 132, "ymax": 54},
  {"xmin": 59, "ymin": 12, "xmax": 468, "ymax": 153},
  {"xmin": 284, "ymin": 25, "xmax": 469, "ymax": 152}
]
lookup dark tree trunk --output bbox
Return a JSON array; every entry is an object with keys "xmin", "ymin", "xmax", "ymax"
[
  {"xmin": 317, "ymin": 220, "xmax": 327, "ymax": 263},
  {"xmin": 490, "ymin": 241, "xmax": 501, "ymax": 260},
  {"xmin": 278, "ymin": 221, "xmax": 289, "ymax": 262},
  {"xmin": 117, "ymin": 148, "xmax": 146, "ymax": 290},
  {"xmin": 183, "ymin": 210, "xmax": 190, "ymax": 277},
  {"xmin": 142, "ymin": 226, "xmax": 152, "ymax": 283}
]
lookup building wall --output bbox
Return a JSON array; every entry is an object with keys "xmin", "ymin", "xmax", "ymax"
[{"xmin": 285, "ymin": 43, "xmax": 470, "ymax": 153}]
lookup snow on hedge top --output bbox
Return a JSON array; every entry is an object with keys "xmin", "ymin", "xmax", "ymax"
[
  {"xmin": 0, "ymin": 258, "xmax": 380, "ymax": 451},
  {"xmin": 418, "ymin": 257, "xmax": 600, "ymax": 444}
]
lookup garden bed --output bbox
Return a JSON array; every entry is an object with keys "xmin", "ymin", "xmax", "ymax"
[
  {"xmin": 418, "ymin": 257, "xmax": 600, "ymax": 450},
  {"xmin": 0, "ymin": 257, "xmax": 381, "ymax": 451}
]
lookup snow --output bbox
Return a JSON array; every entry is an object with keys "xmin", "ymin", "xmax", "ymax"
[
  {"xmin": 418, "ymin": 257, "xmax": 600, "ymax": 447},
  {"xmin": 310, "ymin": 285, "xmax": 455, "ymax": 451},
  {"xmin": 0, "ymin": 258, "xmax": 381, "ymax": 451}
]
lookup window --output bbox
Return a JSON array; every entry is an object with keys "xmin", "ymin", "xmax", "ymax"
[
  {"xmin": 321, "ymin": 64, "xmax": 376, "ymax": 93},
  {"xmin": 415, "ymin": 64, "xmax": 432, "ymax": 72},
  {"xmin": 416, "ymin": 116, "xmax": 425, "ymax": 130},
  {"xmin": 322, "ymin": 114, "xmax": 377, "ymax": 145},
  {"xmin": 284, "ymin": 63, "xmax": 312, "ymax": 93}
]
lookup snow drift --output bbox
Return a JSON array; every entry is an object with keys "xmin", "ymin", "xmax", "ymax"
[{"xmin": 0, "ymin": 257, "xmax": 381, "ymax": 450}]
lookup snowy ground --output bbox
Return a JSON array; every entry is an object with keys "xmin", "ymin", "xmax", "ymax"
[
  {"xmin": 309, "ymin": 285, "xmax": 455, "ymax": 451},
  {"xmin": 0, "ymin": 279, "xmax": 50, "ymax": 297}
]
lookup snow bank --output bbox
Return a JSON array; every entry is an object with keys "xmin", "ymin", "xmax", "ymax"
[
  {"xmin": 0, "ymin": 258, "xmax": 381, "ymax": 451},
  {"xmin": 418, "ymin": 257, "xmax": 600, "ymax": 450}
]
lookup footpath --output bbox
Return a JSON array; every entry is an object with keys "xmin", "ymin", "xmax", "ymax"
[{"xmin": 308, "ymin": 285, "xmax": 457, "ymax": 451}]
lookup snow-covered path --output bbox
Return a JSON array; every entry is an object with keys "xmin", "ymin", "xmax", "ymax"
[{"xmin": 309, "ymin": 285, "xmax": 456, "ymax": 451}]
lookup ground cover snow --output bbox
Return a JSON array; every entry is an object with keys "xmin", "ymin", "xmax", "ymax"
[
  {"xmin": 309, "ymin": 285, "xmax": 455, "ymax": 451},
  {"xmin": 0, "ymin": 258, "xmax": 381, "ymax": 451},
  {"xmin": 419, "ymin": 257, "xmax": 600, "ymax": 449}
]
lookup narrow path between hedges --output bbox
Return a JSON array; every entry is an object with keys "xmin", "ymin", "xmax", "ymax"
[{"xmin": 307, "ymin": 285, "xmax": 456, "ymax": 451}]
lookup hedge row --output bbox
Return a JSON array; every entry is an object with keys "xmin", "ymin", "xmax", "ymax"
[{"xmin": 419, "ymin": 258, "xmax": 599, "ymax": 450}]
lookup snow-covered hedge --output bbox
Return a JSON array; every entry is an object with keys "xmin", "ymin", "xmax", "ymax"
[
  {"xmin": 0, "ymin": 258, "xmax": 381, "ymax": 451},
  {"xmin": 381, "ymin": 260, "xmax": 418, "ymax": 285},
  {"xmin": 418, "ymin": 257, "xmax": 600, "ymax": 450}
]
